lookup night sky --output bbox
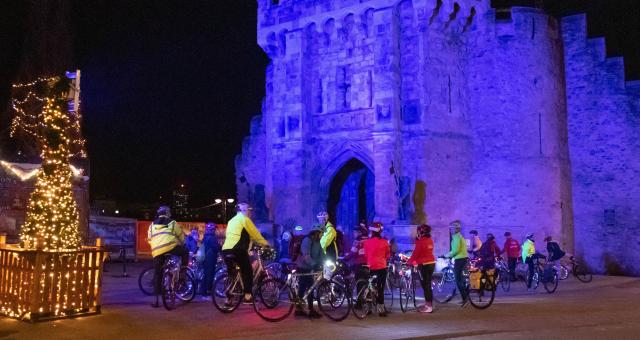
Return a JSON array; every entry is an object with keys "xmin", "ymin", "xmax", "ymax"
[{"xmin": 0, "ymin": 0, "xmax": 638, "ymax": 209}]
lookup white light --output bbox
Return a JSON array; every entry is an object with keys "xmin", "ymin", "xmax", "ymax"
[
  {"xmin": 115, "ymin": 210, "xmax": 119, "ymax": 214},
  {"xmin": 226, "ymin": 198, "xmax": 235, "ymax": 204},
  {"xmin": 214, "ymin": 198, "xmax": 222, "ymax": 204}
]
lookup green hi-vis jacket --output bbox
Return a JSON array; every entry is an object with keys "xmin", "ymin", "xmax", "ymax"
[
  {"xmin": 222, "ymin": 212, "xmax": 269, "ymax": 251},
  {"xmin": 521, "ymin": 239, "xmax": 535, "ymax": 263},
  {"xmin": 446, "ymin": 232, "xmax": 468, "ymax": 260},
  {"xmin": 148, "ymin": 218, "xmax": 184, "ymax": 258}
]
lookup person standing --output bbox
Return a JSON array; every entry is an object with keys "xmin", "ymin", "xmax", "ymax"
[
  {"xmin": 294, "ymin": 229, "xmax": 323, "ymax": 318},
  {"xmin": 317, "ymin": 211, "xmax": 338, "ymax": 262},
  {"xmin": 407, "ymin": 224, "xmax": 436, "ymax": 313},
  {"xmin": 544, "ymin": 236, "xmax": 566, "ymax": 262},
  {"xmin": 147, "ymin": 206, "xmax": 189, "ymax": 308},
  {"xmin": 364, "ymin": 223, "xmax": 391, "ymax": 317},
  {"xmin": 348, "ymin": 225, "xmax": 369, "ymax": 308},
  {"xmin": 185, "ymin": 229, "xmax": 199, "ymax": 254},
  {"xmin": 199, "ymin": 223, "xmax": 220, "ymax": 296},
  {"xmin": 502, "ymin": 232, "xmax": 521, "ymax": 281},
  {"xmin": 469, "ymin": 230, "xmax": 482, "ymax": 258},
  {"xmin": 221, "ymin": 203, "xmax": 270, "ymax": 303},
  {"xmin": 522, "ymin": 233, "xmax": 537, "ymax": 291},
  {"xmin": 444, "ymin": 220, "xmax": 469, "ymax": 307}
]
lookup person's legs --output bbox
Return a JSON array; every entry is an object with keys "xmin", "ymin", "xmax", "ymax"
[
  {"xmin": 152, "ymin": 255, "xmax": 165, "ymax": 307},
  {"xmin": 371, "ymin": 268, "xmax": 388, "ymax": 315},
  {"xmin": 508, "ymin": 257, "xmax": 517, "ymax": 280},
  {"xmin": 419, "ymin": 264, "xmax": 435, "ymax": 305},
  {"xmin": 234, "ymin": 249, "xmax": 253, "ymax": 297},
  {"xmin": 202, "ymin": 251, "xmax": 216, "ymax": 295},
  {"xmin": 454, "ymin": 258, "xmax": 468, "ymax": 303},
  {"xmin": 526, "ymin": 257, "xmax": 534, "ymax": 289}
]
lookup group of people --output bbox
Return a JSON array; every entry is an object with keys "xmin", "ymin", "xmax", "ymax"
[{"xmin": 146, "ymin": 202, "xmax": 567, "ymax": 314}]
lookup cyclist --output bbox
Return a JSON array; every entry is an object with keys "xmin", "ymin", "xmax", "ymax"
[
  {"xmin": 348, "ymin": 225, "xmax": 369, "ymax": 309},
  {"xmin": 221, "ymin": 202, "xmax": 270, "ymax": 303},
  {"xmin": 147, "ymin": 206, "xmax": 189, "ymax": 308},
  {"xmin": 294, "ymin": 228, "xmax": 323, "ymax": 318},
  {"xmin": 363, "ymin": 222, "xmax": 391, "ymax": 317},
  {"xmin": 317, "ymin": 211, "xmax": 338, "ymax": 262},
  {"xmin": 443, "ymin": 220, "xmax": 469, "ymax": 307},
  {"xmin": 501, "ymin": 232, "xmax": 521, "ymax": 281},
  {"xmin": 522, "ymin": 232, "xmax": 541, "ymax": 292},
  {"xmin": 469, "ymin": 230, "xmax": 482, "ymax": 258},
  {"xmin": 478, "ymin": 233, "xmax": 501, "ymax": 270},
  {"xmin": 407, "ymin": 224, "xmax": 436, "ymax": 313},
  {"xmin": 544, "ymin": 236, "xmax": 566, "ymax": 262},
  {"xmin": 199, "ymin": 223, "xmax": 220, "ymax": 296}
]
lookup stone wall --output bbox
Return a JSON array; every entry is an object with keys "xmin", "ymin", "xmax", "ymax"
[{"xmin": 562, "ymin": 14, "xmax": 640, "ymax": 275}]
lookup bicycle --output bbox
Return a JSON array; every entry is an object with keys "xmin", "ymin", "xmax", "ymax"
[
  {"xmin": 352, "ymin": 271, "xmax": 386, "ymax": 319},
  {"xmin": 398, "ymin": 260, "xmax": 420, "ymax": 313},
  {"xmin": 525, "ymin": 255, "xmax": 559, "ymax": 293},
  {"xmin": 431, "ymin": 257, "xmax": 495, "ymax": 309},
  {"xmin": 556, "ymin": 256, "xmax": 592, "ymax": 283},
  {"xmin": 494, "ymin": 256, "xmax": 511, "ymax": 292},
  {"xmin": 253, "ymin": 260, "xmax": 352, "ymax": 322},
  {"xmin": 211, "ymin": 245, "xmax": 281, "ymax": 313},
  {"xmin": 160, "ymin": 254, "xmax": 196, "ymax": 310},
  {"xmin": 139, "ymin": 253, "xmax": 224, "ymax": 296}
]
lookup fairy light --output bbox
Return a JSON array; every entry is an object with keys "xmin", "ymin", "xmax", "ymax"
[{"xmin": 9, "ymin": 74, "xmax": 85, "ymax": 251}]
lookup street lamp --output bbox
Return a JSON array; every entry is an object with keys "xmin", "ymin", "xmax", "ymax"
[{"xmin": 214, "ymin": 198, "xmax": 235, "ymax": 222}]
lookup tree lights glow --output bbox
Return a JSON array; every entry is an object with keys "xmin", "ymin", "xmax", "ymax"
[{"xmin": 10, "ymin": 73, "xmax": 86, "ymax": 251}]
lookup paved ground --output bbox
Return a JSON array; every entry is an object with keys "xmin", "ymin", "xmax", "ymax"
[{"xmin": 2, "ymin": 260, "xmax": 640, "ymax": 340}]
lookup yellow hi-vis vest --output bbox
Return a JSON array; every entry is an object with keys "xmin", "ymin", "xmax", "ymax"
[{"xmin": 148, "ymin": 220, "xmax": 184, "ymax": 258}]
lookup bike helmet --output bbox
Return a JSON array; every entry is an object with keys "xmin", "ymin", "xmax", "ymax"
[
  {"xmin": 369, "ymin": 221, "xmax": 383, "ymax": 233},
  {"xmin": 157, "ymin": 205, "xmax": 171, "ymax": 216},
  {"xmin": 416, "ymin": 224, "xmax": 431, "ymax": 237}
]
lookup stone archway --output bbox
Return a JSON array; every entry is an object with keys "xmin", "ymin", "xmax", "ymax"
[{"xmin": 327, "ymin": 158, "xmax": 375, "ymax": 247}]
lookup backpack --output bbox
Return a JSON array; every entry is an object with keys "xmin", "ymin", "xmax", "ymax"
[
  {"xmin": 289, "ymin": 235, "xmax": 305, "ymax": 262},
  {"xmin": 479, "ymin": 241, "xmax": 496, "ymax": 260}
]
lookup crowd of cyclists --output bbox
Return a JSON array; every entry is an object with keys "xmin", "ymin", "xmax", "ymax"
[{"xmin": 145, "ymin": 202, "xmax": 580, "ymax": 317}]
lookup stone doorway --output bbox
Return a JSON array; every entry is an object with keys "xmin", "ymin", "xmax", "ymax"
[{"xmin": 327, "ymin": 158, "xmax": 375, "ymax": 248}]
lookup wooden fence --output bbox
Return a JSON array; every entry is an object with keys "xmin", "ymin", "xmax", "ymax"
[{"xmin": 0, "ymin": 245, "xmax": 107, "ymax": 322}]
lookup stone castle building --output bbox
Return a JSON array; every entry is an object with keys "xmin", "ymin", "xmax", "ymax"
[{"xmin": 236, "ymin": 0, "xmax": 640, "ymax": 275}]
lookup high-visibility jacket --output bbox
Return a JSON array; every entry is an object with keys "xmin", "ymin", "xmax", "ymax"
[
  {"xmin": 147, "ymin": 217, "xmax": 184, "ymax": 258},
  {"xmin": 446, "ymin": 232, "xmax": 468, "ymax": 260},
  {"xmin": 521, "ymin": 239, "xmax": 535, "ymax": 263},
  {"xmin": 222, "ymin": 212, "xmax": 268, "ymax": 251},
  {"xmin": 319, "ymin": 222, "xmax": 338, "ymax": 260}
]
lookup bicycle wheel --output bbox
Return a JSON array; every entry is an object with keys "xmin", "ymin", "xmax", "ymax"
[
  {"xmin": 317, "ymin": 278, "xmax": 351, "ymax": 321},
  {"xmin": 498, "ymin": 269, "xmax": 511, "ymax": 292},
  {"xmin": 253, "ymin": 278, "xmax": 294, "ymax": 322},
  {"xmin": 574, "ymin": 265, "xmax": 592, "ymax": 283},
  {"xmin": 468, "ymin": 273, "xmax": 495, "ymax": 309},
  {"xmin": 543, "ymin": 269, "xmax": 559, "ymax": 293},
  {"xmin": 161, "ymin": 271, "xmax": 177, "ymax": 311},
  {"xmin": 138, "ymin": 267, "xmax": 155, "ymax": 296},
  {"xmin": 432, "ymin": 272, "xmax": 456, "ymax": 303},
  {"xmin": 384, "ymin": 280, "xmax": 394, "ymax": 311},
  {"xmin": 352, "ymin": 279, "xmax": 373, "ymax": 320},
  {"xmin": 399, "ymin": 278, "xmax": 411, "ymax": 313},
  {"xmin": 559, "ymin": 265, "xmax": 569, "ymax": 280},
  {"xmin": 177, "ymin": 270, "xmax": 196, "ymax": 302},
  {"xmin": 211, "ymin": 272, "xmax": 242, "ymax": 313}
]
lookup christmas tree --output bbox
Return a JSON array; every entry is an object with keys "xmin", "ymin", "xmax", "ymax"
[{"xmin": 10, "ymin": 74, "xmax": 86, "ymax": 250}]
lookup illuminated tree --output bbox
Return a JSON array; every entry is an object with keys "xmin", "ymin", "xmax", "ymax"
[{"xmin": 10, "ymin": 74, "xmax": 86, "ymax": 250}]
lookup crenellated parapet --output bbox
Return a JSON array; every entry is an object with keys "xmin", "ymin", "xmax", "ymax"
[{"xmin": 257, "ymin": 0, "xmax": 491, "ymax": 58}]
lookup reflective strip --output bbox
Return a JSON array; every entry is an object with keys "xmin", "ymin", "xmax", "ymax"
[
  {"xmin": 151, "ymin": 231, "xmax": 173, "ymax": 238},
  {"xmin": 152, "ymin": 241, "xmax": 177, "ymax": 251}
]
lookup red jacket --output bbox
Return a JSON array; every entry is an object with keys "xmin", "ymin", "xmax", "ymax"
[
  {"xmin": 349, "ymin": 236, "xmax": 368, "ymax": 265},
  {"xmin": 407, "ymin": 237, "xmax": 436, "ymax": 266},
  {"xmin": 364, "ymin": 237, "xmax": 390, "ymax": 270},
  {"xmin": 503, "ymin": 238, "xmax": 521, "ymax": 258}
]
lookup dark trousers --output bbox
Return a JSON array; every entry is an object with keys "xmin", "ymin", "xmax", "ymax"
[
  {"xmin": 418, "ymin": 263, "xmax": 435, "ymax": 303},
  {"xmin": 370, "ymin": 268, "xmax": 387, "ymax": 305},
  {"xmin": 352, "ymin": 264, "xmax": 368, "ymax": 300},
  {"xmin": 454, "ymin": 258, "xmax": 469, "ymax": 301},
  {"xmin": 507, "ymin": 257, "xmax": 518, "ymax": 279},
  {"xmin": 297, "ymin": 269, "xmax": 315, "ymax": 309},
  {"xmin": 201, "ymin": 250, "xmax": 218, "ymax": 295},
  {"xmin": 153, "ymin": 245, "xmax": 189, "ymax": 295},
  {"xmin": 222, "ymin": 248, "xmax": 252, "ymax": 294},
  {"xmin": 525, "ymin": 254, "xmax": 545, "ymax": 288}
]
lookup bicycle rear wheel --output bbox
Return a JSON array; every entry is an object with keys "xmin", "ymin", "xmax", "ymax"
[
  {"xmin": 574, "ymin": 265, "xmax": 592, "ymax": 283},
  {"xmin": 432, "ymin": 273, "xmax": 456, "ymax": 303},
  {"xmin": 352, "ymin": 279, "xmax": 373, "ymax": 320},
  {"xmin": 317, "ymin": 278, "xmax": 351, "ymax": 321},
  {"xmin": 559, "ymin": 265, "xmax": 569, "ymax": 280},
  {"xmin": 468, "ymin": 274, "xmax": 495, "ymax": 309},
  {"xmin": 253, "ymin": 278, "xmax": 294, "ymax": 322},
  {"xmin": 138, "ymin": 267, "xmax": 155, "ymax": 296},
  {"xmin": 543, "ymin": 270, "xmax": 559, "ymax": 293},
  {"xmin": 211, "ymin": 272, "xmax": 242, "ymax": 313}
]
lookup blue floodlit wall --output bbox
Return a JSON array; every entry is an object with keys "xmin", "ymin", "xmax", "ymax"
[{"xmin": 236, "ymin": 0, "xmax": 640, "ymax": 275}]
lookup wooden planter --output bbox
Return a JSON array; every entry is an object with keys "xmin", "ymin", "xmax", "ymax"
[{"xmin": 0, "ymin": 244, "xmax": 107, "ymax": 322}]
